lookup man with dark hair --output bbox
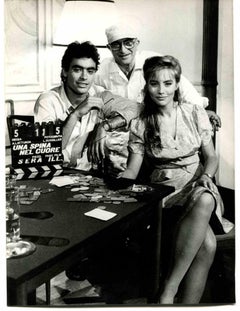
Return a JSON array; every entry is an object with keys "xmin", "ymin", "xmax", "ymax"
[
  {"xmin": 34, "ymin": 41, "xmax": 138, "ymax": 170},
  {"xmin": 34, "ymin": 41, "xmax": 139, "ymax": 281}
]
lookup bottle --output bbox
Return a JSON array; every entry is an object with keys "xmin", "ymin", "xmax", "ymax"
[
  {"xmin": 6, "ymin": 182, "xmax": 20, "ymax": 244},
  {"xmin": 6, "ymin": 206, "xmax": 20, "ymax": 243}
]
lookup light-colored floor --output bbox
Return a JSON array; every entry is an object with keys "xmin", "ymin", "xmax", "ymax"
[
  {"xmin": 36, "ymin": 272, "xmax": 104, "ymax": 305},
  {"xmin": 36, "ymin": 271, "xmax": 147, "ymax": 306}
]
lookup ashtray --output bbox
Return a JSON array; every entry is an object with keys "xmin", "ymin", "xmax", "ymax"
[{"xmin": 6, "ymin": 240, "xmax": 36, "ymax": 259}]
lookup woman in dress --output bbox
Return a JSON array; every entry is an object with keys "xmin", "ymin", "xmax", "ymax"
[{"xmin": 120, "ymin": 55, "xmax": 225, "ymax": 304}]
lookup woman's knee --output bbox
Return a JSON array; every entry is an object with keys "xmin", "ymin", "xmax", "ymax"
[{"xmin": 194, "ymin": 192, "xmax": 215, "ymax": 216}]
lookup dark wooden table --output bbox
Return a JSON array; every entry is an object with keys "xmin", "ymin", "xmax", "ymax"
[{"xmin": 7, "ymin": 174, "xmax": 174, "ymax": 306}]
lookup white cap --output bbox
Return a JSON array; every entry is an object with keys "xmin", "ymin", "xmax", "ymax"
[{"xmin": 105, "ymin": 23, "xmax": 137, "ymax": 44}]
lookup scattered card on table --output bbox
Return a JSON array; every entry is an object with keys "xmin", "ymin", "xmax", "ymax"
[
  {"xmin": 84, "ymin": 208, "xmax": 117, "ymax": 221},
  {"xmin": 49, "ymin": 176, "xmax": 76, "ymax": 187}
]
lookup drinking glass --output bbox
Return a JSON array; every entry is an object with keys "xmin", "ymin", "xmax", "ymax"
[
  {"xmin": 6, "ymin": 175, "xmax": 20, "ymax": 243},
  {"xmin": 6, "ymin": 174, "xmax": 37, "ymax": 259}
]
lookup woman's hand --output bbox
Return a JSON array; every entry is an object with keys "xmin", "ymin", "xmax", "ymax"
[
  {"xmin": 106, "ymin": 162, "xmax": 126, "ymax": 179},
  {"xmin": 192, "ymin": 174, "xmax": 217, "ymax": 192}
]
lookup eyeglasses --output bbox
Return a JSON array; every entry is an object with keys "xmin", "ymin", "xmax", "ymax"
[{"xmin": 108, "ymin": 38, "xmax": 137, "ymax": 51}]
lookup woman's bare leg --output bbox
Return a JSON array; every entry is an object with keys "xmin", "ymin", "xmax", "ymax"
[
  {"xmin": 159, "ymin": 192, "xmax": 215, "ymax": 304},
  {"xmin": 177, "ymin": 226, "xmax": 216, "ymax": 303}
]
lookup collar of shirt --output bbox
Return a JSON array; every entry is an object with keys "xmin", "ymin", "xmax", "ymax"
[
  {"xmin": 60, "ymin": 83, "xmax": 103, "ymax": 112},
  {"xmin": 59, "ymin": 84, "xmax": 72, "ymax": 110}
]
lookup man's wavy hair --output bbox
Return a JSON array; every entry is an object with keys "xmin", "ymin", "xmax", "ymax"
[
  {"xmin": 60, "ymin": 41, "xmax": 100, "ymax": 82},
  {"xmin": 141, "ymin": 55, "xmax": 182, "ymax": 145}
]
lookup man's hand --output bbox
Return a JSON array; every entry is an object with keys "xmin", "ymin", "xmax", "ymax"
[
  {"xmin": 87, "ymin": 123, "xmax": 106, "ymax": 164},
  {"xmin": 206, "ymin": 110, "xmax": 222, "ymax": 131},
  {"xmin": 73, "ymin": 96, "xmax": 104, "ymax": 119}
]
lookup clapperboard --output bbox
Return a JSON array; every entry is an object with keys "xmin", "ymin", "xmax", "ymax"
[{"xmin": 8, "ymin": 115, "xmax": 63, "ymax": 180}]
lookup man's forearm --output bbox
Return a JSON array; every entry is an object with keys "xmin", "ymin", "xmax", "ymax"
[{"xmin": 180, "ymin": 74, "xmax": 208, "ymax": 108}]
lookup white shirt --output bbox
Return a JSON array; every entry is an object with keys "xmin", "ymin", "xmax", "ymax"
[
  {"xmin": 34, "ymin": 84, "xmax": 104, "ymax": 170},
  {"xmin": 95, "ymin": 50, "xmax": 208, "ymax": 107}
]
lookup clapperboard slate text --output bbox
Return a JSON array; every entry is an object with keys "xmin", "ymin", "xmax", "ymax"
[{"xmin": 10, "ymin": 119, "xmax": 63, "ymax": 179}]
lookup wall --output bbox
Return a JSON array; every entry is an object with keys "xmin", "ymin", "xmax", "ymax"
[
  {"xmin": 3, "ymin": 0, "xmax": 234, "ymax": 189},
  {"xmin": 114, "ymin": 0, "xmax": 203, "ymax": 86},
  {"xmin": 4, "ymin": 0, "xmax": 204, "ymax": 112},
  {"xmin": 216, "ymin": 0, "xmax": 234, "ymax": 189}
]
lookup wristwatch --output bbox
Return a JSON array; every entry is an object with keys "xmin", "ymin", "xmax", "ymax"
[{"xmin": 102, "ymin": 121, "xmax": 110, "ymax": 131}]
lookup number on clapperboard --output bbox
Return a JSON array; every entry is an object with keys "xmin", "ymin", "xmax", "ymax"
[
  {"xmin": 55, "ymin": 126, "xmax": 61, "ymax": 135},
  {"xmin": 13, "ymin": 128, "xmax": 19, "ymax": 138}
]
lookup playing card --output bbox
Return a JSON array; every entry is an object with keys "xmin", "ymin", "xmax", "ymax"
[{"xmin": 84, "ymin": 208, "xmax": 117, "ymax": 221}]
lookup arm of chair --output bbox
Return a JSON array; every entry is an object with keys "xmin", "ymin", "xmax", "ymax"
[{"xmin": 216, "ymin": 226, "xmax": 235, "ymax": 250}]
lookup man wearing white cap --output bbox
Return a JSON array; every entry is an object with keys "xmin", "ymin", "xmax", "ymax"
[
  {"xmin": 95, "ymin": 23, "xmax": 222, "ymax": 108},
  {"xmin": 90, "ymin": 23, "xmax": 221, "ymax": 173}
]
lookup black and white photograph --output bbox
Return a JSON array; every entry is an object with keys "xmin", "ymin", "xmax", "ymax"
[{"xmin": 2, "ymin": 0, "xmax": 238, "ymax": 308}]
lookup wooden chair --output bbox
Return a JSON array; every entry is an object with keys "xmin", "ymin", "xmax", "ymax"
[
  {"xmin": 5, "ymin": 99, "xmax": 14, "ymax": 166},
  {"xmin": 202, "ymin": 186, "xmax": 235, "ymax": 303}
]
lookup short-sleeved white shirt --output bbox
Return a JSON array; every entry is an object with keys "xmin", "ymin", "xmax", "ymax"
[{"xmin": 34, "ymin": 84, "xmax": 104, "ymax": 170}]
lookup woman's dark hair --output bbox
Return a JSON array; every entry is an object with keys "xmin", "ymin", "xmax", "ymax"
[
  {"xmin": 141, "ymin": 55, "xmax": 182, "ymax": 145},
  {"xmin": 61, "ymin": 41, "xmax": 100, "ymax": 74}
]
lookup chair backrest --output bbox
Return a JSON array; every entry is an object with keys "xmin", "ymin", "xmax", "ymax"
[{"xmin": 5, "ymin": 99, "xmax": 14, "ymax": 148}]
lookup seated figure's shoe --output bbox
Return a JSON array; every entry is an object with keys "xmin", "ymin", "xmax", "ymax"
[{"xmin": 65, "ymin": 259, "xmax": 89, "ymax": 281}]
